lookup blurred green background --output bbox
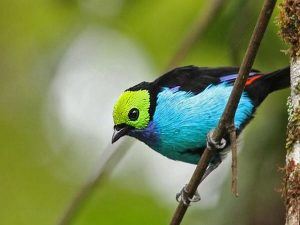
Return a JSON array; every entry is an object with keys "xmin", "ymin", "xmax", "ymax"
[{"xmin": 0, "ymin": 0, "xmax": 289, "ymax": 225}]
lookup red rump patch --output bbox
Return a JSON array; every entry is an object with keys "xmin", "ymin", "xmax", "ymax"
[{"xmin": 245, "ymin": 75, "xmax": 262, "ymax": 86}]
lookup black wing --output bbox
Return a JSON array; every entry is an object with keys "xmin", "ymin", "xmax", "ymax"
[{"xmin": 153, "ymin": 65, "xmax": 260, "ymax": 94}]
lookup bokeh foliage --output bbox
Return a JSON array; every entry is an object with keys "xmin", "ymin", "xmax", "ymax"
[{"xmin": 0, "ymin": 0, "xmax": 289, "ymax": 224}]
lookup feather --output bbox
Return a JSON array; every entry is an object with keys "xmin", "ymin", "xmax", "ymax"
[{"xmin": 143, "ymin": 84, "xmax": 253, "ymax": 164}]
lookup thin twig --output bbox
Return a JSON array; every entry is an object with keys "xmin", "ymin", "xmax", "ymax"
[
  {"xmin": 227, "ymin": 122, "xmax": 238, "ymax": 197},
  {"xmin": 166, "ymin": 0, "xmax": 228, "ymax": 70},
  {"xmin": 169, "ymin": 1, "xmax": 277, "ymax": 225}
]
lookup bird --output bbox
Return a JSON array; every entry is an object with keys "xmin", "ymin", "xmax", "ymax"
[{"xmin": 112, "ymin": 65, "xmax": 290, "ymax": 202}]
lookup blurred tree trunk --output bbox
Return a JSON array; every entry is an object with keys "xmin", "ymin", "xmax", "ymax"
[
  {"xmin": 285, "ymin": 61, "xmax": 300, "ymax": 225},
  {"xmin": 278, "ymin": 1, "xmax": 300, "ymax": 224}
]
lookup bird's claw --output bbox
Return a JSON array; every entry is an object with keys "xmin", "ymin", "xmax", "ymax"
[
  {"xmin": 206, "ymin": 129, "xmax": 226, "ymax": 150},
  {"xmin": 176, "ymin": 184, "xmax": 201, "ymax": 206}
]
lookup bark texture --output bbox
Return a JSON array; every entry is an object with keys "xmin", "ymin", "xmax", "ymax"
[
  {"xmin": 284, "ymin": 61, "xmax": 300, "ymax": 225},
  {"xmin": 278, "ymin": 1, "xmax": 300, "ymax": 224}
]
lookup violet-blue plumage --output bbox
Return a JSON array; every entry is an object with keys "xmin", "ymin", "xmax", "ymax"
[
  {"xmin": 219, "ymin": 72, "xmax": 257, "ymax": 82},
  {"xmin": 142, "ymin": 83, "xmax": 254, "ymax": 164},
  {"xmin": 129, "ymin": 121, "xmax": 159, "ymax": 147}
]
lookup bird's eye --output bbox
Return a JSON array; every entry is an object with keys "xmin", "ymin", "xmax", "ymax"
[{"xmin": 128, "ymin": 108, "xmax": 139, "ymax": 121}]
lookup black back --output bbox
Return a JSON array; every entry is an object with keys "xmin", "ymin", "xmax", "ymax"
[{"xmin": 153, "ymin": 65, "xmax": 260, "ymax": 93}]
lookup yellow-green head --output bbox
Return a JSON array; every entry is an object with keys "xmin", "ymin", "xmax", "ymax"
[{"xmin": 112, "ymin": 90, "xmax": 151, "ymax": 143}]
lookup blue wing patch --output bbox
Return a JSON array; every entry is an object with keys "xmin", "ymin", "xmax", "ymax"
[{"xmin": 219, "ymin": 72, "xmax": 258, "ymax": 83}]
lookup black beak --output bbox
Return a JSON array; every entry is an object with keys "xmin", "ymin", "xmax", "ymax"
[{"xmin": 112, "ymin": 125, "xmax": 130, "ymax": 144}]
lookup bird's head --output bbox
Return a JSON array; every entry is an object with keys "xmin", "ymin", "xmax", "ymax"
[{"xmin": 112, "ymin": 88, "xmax": 152, "ymax": 143}]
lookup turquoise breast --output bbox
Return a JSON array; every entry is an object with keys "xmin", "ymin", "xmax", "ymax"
[{"xmin": 150, "ymin": 84, "xmax": 254, "ymax": 163}]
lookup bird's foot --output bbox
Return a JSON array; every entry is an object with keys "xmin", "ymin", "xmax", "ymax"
[
  {"xmin": 176, "ymin": 184, "xmax": 201, "ymax": 206},
  {"xmin": 206, "ymin": 129, "xmax": 226, "ymax": 150}
]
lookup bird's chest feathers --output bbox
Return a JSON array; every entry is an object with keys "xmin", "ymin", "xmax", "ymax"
[{"xmin": 146, "ymin": 84, "xmax": 253, "ymax": 160}]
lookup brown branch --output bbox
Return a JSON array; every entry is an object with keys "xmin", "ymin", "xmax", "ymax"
[
  {"xmin": 169, "ymin": 1, "xmax": 277, "ymax": 225},
  {"xmin": 166, "ymin": 0, "xmax": 228, "ymax": 70}
]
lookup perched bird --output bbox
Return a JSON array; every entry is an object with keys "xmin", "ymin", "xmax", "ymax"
[{"xmin": 112, "ymin": 66, "xmax": 290, "ymax": 188}]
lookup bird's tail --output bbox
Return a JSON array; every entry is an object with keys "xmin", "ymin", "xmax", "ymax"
[{"xmin": 263, "ymin": 66, "xmax": 290, "ymax": 93}]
